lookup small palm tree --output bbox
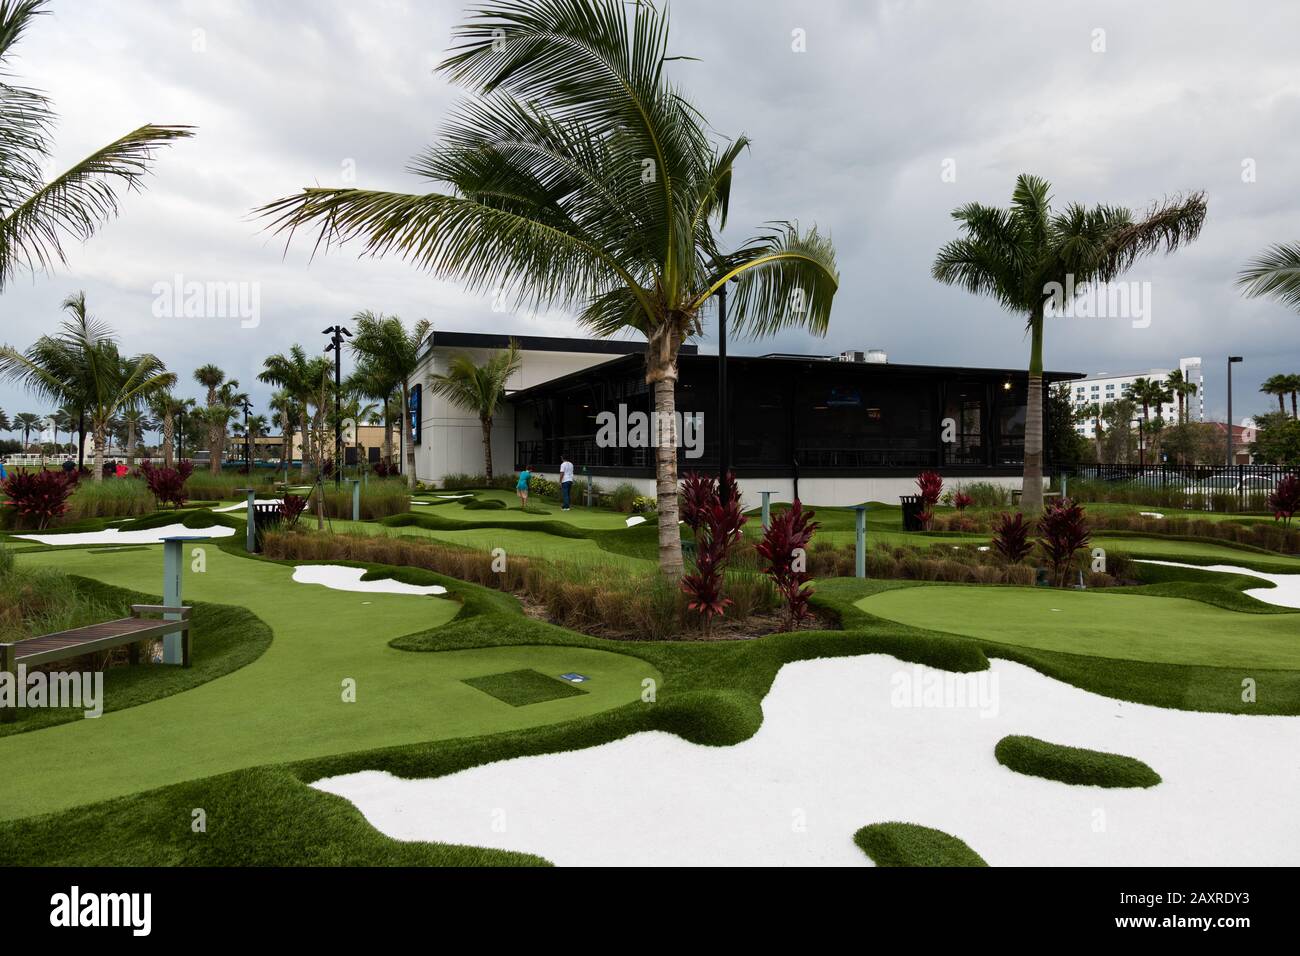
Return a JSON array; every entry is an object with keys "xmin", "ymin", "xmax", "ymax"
[
  {"xmin": 345, "ymin": 360, "xmax": 401, "ymax": 469},
  {"xmin": 12, "ymin": 411, "xmax": 42, "ymax": 450},
  {"xmin": 0, "ymin": 0, "xmax": 192, "ymax": 293},
  {"xmin": 1074, "ymin": 400, "xmax": 1104, "ymax": 463},
  {"xmin": 259, "ymin": 346, "xmax": 328, "ymax": 477},
  {"xmin": 345, "ymin": 312, "xmax": 431, "ymax": 488},
  {"xmin": 1260, "ymin": 374, "xmax": 1290, "ymax": 416},
  {"xmin": 119, "ymin": 407, "xmax": 156, "ymax": 469},
  {"xmin": 0, "ymin": 293, "xmax": 173, "ymax": 479},
  {"xmin": 259, "ymin": 0, "xmax": 839, "ymax": 576},
  {"xmin": 148, "ymin": 389, "xmax": 184, "ymax": 468},
  {"xmin": 1282, "ymin": 373, "xmax": 1300, "ymax": 420},
  {"xmin": 933, "ymin": 175, "xmax": 1206, "ymax": 510},
  {"xmin": 426, "ymin": 341, "xmax": 522, "ymax": 481},
  {"xmin": 1165, "ymin": 369, "xmax": 1197, "ymax": 425}
]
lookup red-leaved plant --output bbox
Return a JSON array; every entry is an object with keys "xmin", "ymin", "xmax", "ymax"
[
  {"xmin": 953, "ymin": 491, "xmax": 973, "ymax": 512},
  {"xmin": 2, "ymin": 469, "xmax": 77, "ymax": 529},
  {"xmin": 991, "ymin": 511, "xmax": 1034, "ymax": 564},
  {"xmin": 280, "ymin": 494, "xmax": 308, "ymax": 527},
  {"xmin": 1268, "ymin": 474, "xmax": 1300, "ymax": 528},
  {"xmin": 756, "ymin": 499, "xmax": 820, "ymax": 631},
  {"xmin": 1036, "ymin": 497, "xmax": 1091, "ymax": 587},
  {"xmin": 139, "ymin": 459, "xmax": 194, "ymax": 509},
  {"xmin": 915, "ymin": 470, "xmax": 943, "ymax": 530},
  {"xmin": 678, "ymin": 471, "xmax": 747, "ymax": 631}
]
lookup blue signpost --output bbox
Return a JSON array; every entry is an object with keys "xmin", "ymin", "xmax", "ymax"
[
  {"xmin": 761, "ymin": 491, "xmax": 773, "ymax": 530},
  {"xmin": 161, "ymin": 535, "xmax": 209, "ymax": 664},
  {"xmin": 351, "ymin": 478, "xmax": 361, "ymax": 521}
]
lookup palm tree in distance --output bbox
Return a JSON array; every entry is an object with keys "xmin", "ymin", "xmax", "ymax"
[
  {"xmin": 345, "ymin": 312, "xmax": 430, "ymax": 489},
  {"xmin": 259, "ymin": 0, "xmax": 839, "ymax": 576},
  {"xmin": 1165, "ymin": 368, "xmax": 1197, "ymax": 425},
  {"xmin": 12, "ymin": 411, "xmax": 42, "ymax": 450},
  {"xmin": 426, "ymin": 341, "xmax": 523, "ymax": 482},
  {"xmin": 193, "ymin": 364, "xmax": 226, "ymax": 474},
  {"xmin": 259, "ymin": 346, "xmax": 327, "ymax": 479},
  {"xmin": 0, "ymin": 0, "xmax": 193, "ymax": 293},
  {"xmin": 1075, "ymin": 400, "xmax": 1104, "ymax": 463},
  {"xmin": 1260, "ymin": 374, "xmax": 1289, "ymax": 416},
  {"xmin": 933, "ymin": 175, "xmax": 1206, "ymax": 510}
]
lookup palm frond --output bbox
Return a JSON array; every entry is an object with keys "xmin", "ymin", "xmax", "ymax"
[
  {"xmin": 705, "ymin": 222, "xmax": 839, "ymax": 338},
  {"xmin": 1238, "ymin": 241, "xmax": 1300, "ymax": 312}
]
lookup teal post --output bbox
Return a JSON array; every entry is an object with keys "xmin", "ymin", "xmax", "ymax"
[
  {"xmin": 242, "ymin": 488, "xmax": 256, "ymax": 552},
  {"xmin": 854, "ymin": 505, "xmax": 867, "ymax": 578},
  {"xmin": 161, "ymin": 535, "xmax": 208, "ymax": 663},
  {"xmin": 351, "ymin": 478, "xmax": 361, "ymax": 521},
  {"xmin": 1062, "ymin": 474, "xmax": 1068, "ymax": 500},
  {"xmin": 584, "ymin": 465, "xmax": 592, "ymax": 507},
  {"xmin": 761, "ymin": 491, "xmax": 772, "ymax": 530}
]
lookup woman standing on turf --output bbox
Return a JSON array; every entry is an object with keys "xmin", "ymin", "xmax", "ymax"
[{"xmin": 516, "ymin": 467, "xmax": 531, "ymax": 509}]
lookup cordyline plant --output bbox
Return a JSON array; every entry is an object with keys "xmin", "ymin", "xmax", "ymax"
[
  {"xmin": 678, "ymin": 471, "xmax": 746, "ymax": 631},
  {"xmin": 2, "ymin": 468, "xmax": 76, "ymax": 529},
  {"xmin": 953, "ymin": 491, "xmax": 973, "ymax": 512},
  {"xmin": 1036, "ymin": 497, "xmax": 1091, "ymax": 587},
  {"xmin": 992, "ymin": 511, "xmax": 1034, "ymax": 564},
  {"xmin": 279, "ymin": 494, "xmax": 308, "ymax": 528},
  {"xmin": 1267, "ymin": 474, "xmax": 1300, "ymax": 528},
  {"xmin": 139, "ymin": 459, "xmax": 193, "ymax": 509},
  {"xmin": 756, "ymin": 499, "xmax": 820, "ymax": 631},
  {"xmin": 915, "ymin": 470, "xmax": 943, "ymax": 530}
]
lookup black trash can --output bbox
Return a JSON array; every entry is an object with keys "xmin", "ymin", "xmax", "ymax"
[{"xmin": 899, "ymin": 494, "xmax": 925, "ymax": 532}]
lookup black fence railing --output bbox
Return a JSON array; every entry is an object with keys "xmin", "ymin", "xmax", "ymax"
[{"xmin": 1062, "ymin": 463, "xmax": 1295, "ymax": 494}]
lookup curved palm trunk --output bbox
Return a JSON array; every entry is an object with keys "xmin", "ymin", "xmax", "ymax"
[
  {"xmin": 300, "ymin": 409, "xmax": 312, "ymax": 478},
  {"xmin": 647, "ymin": 328, "xmax": 684, "ymax": 578},
  {"xmin": 92, "ymin": 424, "xmax": 107, "ymax": 482},
  {"xmin": 481, "ymin": 417, "xmax": 494, "ymax": 480},
  {"xmin": 126, "ymin": 421, "xmax": 137, "ymax": 470},
  {"xmin": 401, "ymin": 380, "xmax": 417, "ymax": 489},
  {"xmin": 1020, "ymin": 312, "xmax": 1045, "ymax": 512}
]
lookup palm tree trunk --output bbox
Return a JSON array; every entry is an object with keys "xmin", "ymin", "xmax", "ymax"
[
  {"xmin": 126, "ymin": 422, "xmax": 137, "ymax": 470},
  {"xmin": 92, "ymin": 424, "xmax": 106, "ymax": 483},
  {"xmin": 300, "ymin": 409, "xmax": 312, "ymax": 478},
  {"xmin": 1020, "ymin": 312, "xmax": 1045, "ymax": 512},
  {"xmin": 1093, "ymin": 421, "xmax": 1103, "ymax": 464},
  {"xmin": 1292, "ymin": 391, "xmax": 1298, "ymax": 419},
  {"xmin": 401, "ymin": 381, "xmax": 417, "ymax": 489},
  {"xmin": 162, "ymin": 410, "xmax": 175, "ymax": 468},
  {"xmin": 481, "ymin": 417, "xmax": 494, "ymax": 480},
  {"xmin": 647, "ymin": 329, "xmax": 684, "ymax": 577},
  {"xmin": 382, "ymin": 397, "xmax": 393, "ymax": 465}
]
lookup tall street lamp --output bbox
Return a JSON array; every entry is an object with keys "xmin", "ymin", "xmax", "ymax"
[
  {"xmin": 324, "ymin": 324, "xmax": 352, "ymax": 488},
  {"xmin": 1227, "ymin": 355, "xmax": 1243, "ymax": 466}
]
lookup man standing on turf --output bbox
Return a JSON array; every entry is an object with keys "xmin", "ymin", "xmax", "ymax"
[{"xmin": 559, "ymin": 451, "xmax": 574, "ymax": 511}]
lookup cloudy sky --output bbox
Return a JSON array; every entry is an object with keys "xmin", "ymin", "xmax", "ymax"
[{"xmin": 3, "ymin": 0, "xmax": 1299, "ymax": 432}]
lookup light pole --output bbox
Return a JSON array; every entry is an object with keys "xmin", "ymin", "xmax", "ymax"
[
  {"xmin": 176, "ymin": 406, "xmax": 185, "ymax": 462},
  {"xmin": 239, "ymin": 398, "xmax": 253, "ymax": 473},
  {"xmin": 1132, "ymin": 417, "xmax": 1144, "ymax": 468},
  {"xmin": 1226, "ymin": 356, "xmax": 1243, "ymax": 466},
  {"xmin": 323, "ymin": 324, "xmax": 352, "ymax": 488}
]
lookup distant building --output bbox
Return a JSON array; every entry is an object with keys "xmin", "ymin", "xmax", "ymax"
[{"xmin": 1069, "ymin": 357, "xmax": 1204, "ymax": 438}]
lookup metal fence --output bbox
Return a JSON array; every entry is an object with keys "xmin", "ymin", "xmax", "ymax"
[{"xmin": 1062, "ymin": 463, "xmax": 1295, "ymax": 495}]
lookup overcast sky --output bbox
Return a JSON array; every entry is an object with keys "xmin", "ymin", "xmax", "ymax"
[{"xmin": 3, "ymin": 0, "xmax": 1299, "ymax": 433}]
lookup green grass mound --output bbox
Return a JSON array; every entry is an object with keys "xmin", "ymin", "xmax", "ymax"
[
  {"xmin": 994, "ymin": 735, "xmax": 1161, "ymax": 788},
  {"xmin": 463, "ymin": 498, "xmax": 506, "ymax": 510},
  {"xmin": 463, "ymin": 669, "xmax": 588, "ymax": 706},
  {"xmin": 854, "ymin": 822, "xmax": 988, "ymax": 867}
]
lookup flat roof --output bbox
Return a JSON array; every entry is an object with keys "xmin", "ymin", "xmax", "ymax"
[
  {"xmin": 508, "ymin": 351, "xmax": 1084, "ymax": 401},
  {"xmin": 419, "ymin": 330, "xmax": 697, "ymax": 363}
]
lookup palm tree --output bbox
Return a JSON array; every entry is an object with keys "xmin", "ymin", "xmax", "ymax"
[
  {"xmin": 932, "ymin": 175, "xmax": 1206, "ymax": 510},
  {"xmin": 192, "ymin": 364, "xmax": 227, "ymax": 473},
  {"xmin": 0, "ymin": 409, "xmax": 8, "ymax": 434},
  {"xmin": 1260, "ymin": 374, "xmax": 1289, "ymax": 415},
  {"xmin": 259, "ymin": 0, "xmax": 839, "ymax": 577},
  {"xmin": 1282, "ymin": 373, "xmax": 1300, "ymax": 420},
  {"xmin": 12, "ymin": 411, "xmax": 42, "ymax": 450},
  {"xmin": 1238, "ymin": 242, "xmax": 1300, "ymax": 311},
  {"xmin": 426, "ymin": 341, "xmax": 522, "ymax": 481},
  {"xmin": 267, "ymin": 389, "xmax": 299, "ymax": 478},
  {"xmin": 259, "ymin": 346, "xmax": 325, "ymax": 478},
  {"xmin": 148, "ymin": 389, "xmax": 185, "ymax": 468},
  {"xmin": 119, "ymin": 407, "xmax": 155, "ymax": 469},
  {"xmin": 0, "ymin": 0, "xmax": 192, "ymax": 294},
  {"xmin": 1165, "ymin": 369, "xmax": 1197, "ymax": 425},
  {"xmin": 346, "ymin": 359, "xmax": 401, "ymax": 469},
  {"xmin": 0, "ymin": 293, "xmax": 174, "ymax": 479},
  {"xmin": 344, "ymin": 312, "xmax": 430, "ymax": 489}
]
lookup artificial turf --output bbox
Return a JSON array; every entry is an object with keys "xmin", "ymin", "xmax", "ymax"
[
  {"xmin": 853, "ymin": 822, "xmax": 988, "ymax": 867},
  {"xmin": 994, "ymin": 735, "xmax": 1161, "ymax": 788},
  {"xmin": 463, "ymin": 668, "xmax": 589, "ymax": 706}
]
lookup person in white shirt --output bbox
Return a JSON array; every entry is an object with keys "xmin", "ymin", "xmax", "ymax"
[{"xmin": 559, "ymin": 453, "xmax": 574, "ymax": 510}]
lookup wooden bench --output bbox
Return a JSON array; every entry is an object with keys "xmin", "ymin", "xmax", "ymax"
[
  {"xmin": 1011, "ymin": 490, "xmax": 1063, "ymax": 505},
  {"xmin": 0, "ymin": 605, "xmax": 191, "ymax": 722}
]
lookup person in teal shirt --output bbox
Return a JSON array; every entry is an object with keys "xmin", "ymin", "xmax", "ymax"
[{"xmin": 516, "ymin": 468, "xmax": 531, "ymax": 508}]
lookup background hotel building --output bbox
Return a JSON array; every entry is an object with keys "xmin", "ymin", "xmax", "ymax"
[{"xmin": 1070, "ymin": 357, "xmax": 1204, "ymax": 439}]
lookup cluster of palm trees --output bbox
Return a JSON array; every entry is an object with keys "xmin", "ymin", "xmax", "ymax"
[{"xmin": 1260, "ymin": 374, "xmax": 1300, "ymax": 419}]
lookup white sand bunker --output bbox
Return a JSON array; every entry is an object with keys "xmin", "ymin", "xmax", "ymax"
[
  {"xmin": 1137, "ymin": 559, "xmax": 1300, "ymax": 609},
  {"xmin": 291, "ymin": 564, "xmax": 446, "ymax": 596},
  {"xmin": 15, "ymin": 523, "xmax": 236, "ymax": 546},
  {"xmin": 212, "ymin": 499, "xmax": 283, "ymax": 512},
  {"xmin": 1139, "ymin": 512, "xmax": 1165, "ymax": 519},
  {"xmin": 435, "ymin": 494, "xmax": 475, "ymax": 499},
  {"xmin": 625, "ymin": 515, "xmax": 647, "ymax": 527},
  {"xmin": 314, "ymin": 655, "xmax": 1300, "ymax": 867}
]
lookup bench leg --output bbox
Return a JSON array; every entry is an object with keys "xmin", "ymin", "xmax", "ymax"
[
  {"xmin": 182, "ymin": 626, "xmax": 191, "ymax": 668},
  {"xmin": 0, "ymin": 645, "xmax": 15, "ymax": 723}
]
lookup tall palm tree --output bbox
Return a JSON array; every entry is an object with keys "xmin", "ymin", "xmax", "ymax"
[
  {"xmin": 148, "ymin": 389, "xmax": 185, "ymax": 468},
  {"xmin": 1282, "ymin": 373, "xmax": 1300, "ymax": 420},
  {"xmin": 344, "ymin": 312, "xmax": 430, "ymax": 489},
  {"xmin": 426, "ymin": 341, "xmax": 522, "ymax": 481},
  {"xmin": 12, "ymin": 411, "xmax": 41, "ymax": 450},
  {"xmin": 0, "ymin": 0, "xmax": 192, "ymax": 293},
  {"xmin": 0, "ymin": 293, "xmax": 173, "ymax": 479},
  {"xmin": 1260, "ymin": 374, "xmax": 1289, "ymax": 415},
  {"xmin": 1165, "ymin": 368, "xmax": 1197, "ymax": 425},
  {"xmin": 119, "ymin": 406, "xmax": 155, "ymax": 469},
  {"xmin": 0, "ymin": 408, "xmax": 8, "ymax": 433},
  {"xmin": 192, "ymin": 364, "xmax": 227, "ymax": 474},
  {"xmin": 346, "ymin": 358, "xmax": 401, "ymax": 468},
  {"xmin": 259, "ymin": 345, "xmax": 324, "ymax": 478},
  {"xmin": 267, "ymin": 388, "xmax": 299, "ymax": 477},
  {"xmin": 933, "ymin": 175, "xmax": 1206, "ymax": 510},
  {"xmin": 258, "ymin": 0, "xmax": 839, "ymax": 576}
]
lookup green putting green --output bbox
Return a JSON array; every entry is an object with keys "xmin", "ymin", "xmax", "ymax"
[
  {"xmin": 414, "ymin": 489, "xmax": 634, "ymax": 529},
  {"xmin": 859, "ymin": 585, "xmax": 1300, "ymax": 669},
  {"xmin": 0, "ymin": 545, "xmax": 660, "ymax": 821}
]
